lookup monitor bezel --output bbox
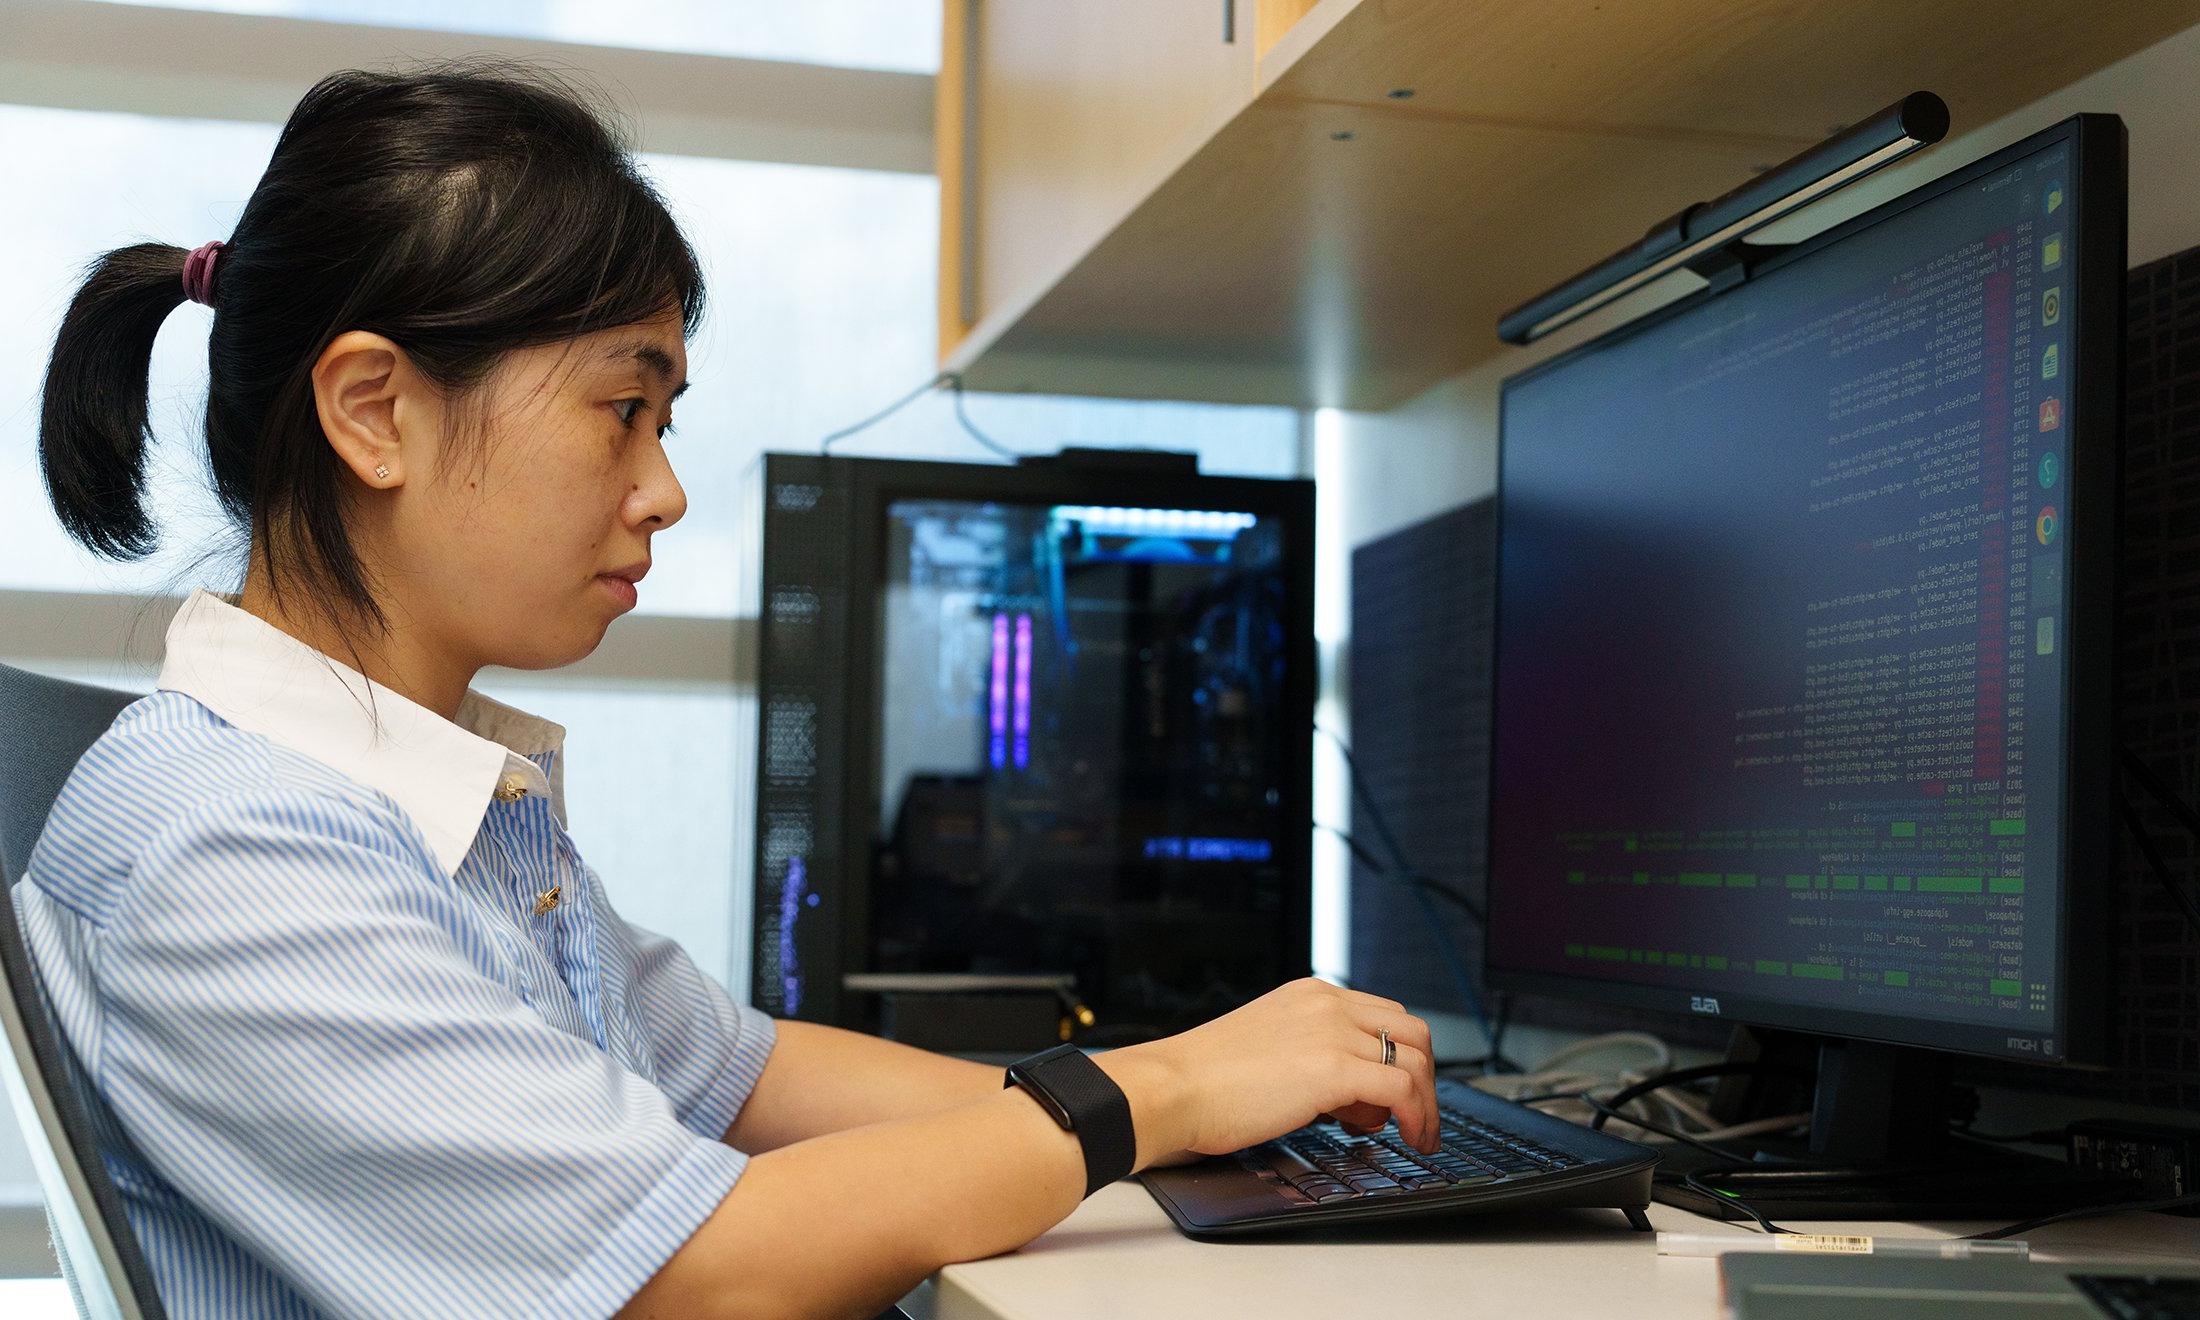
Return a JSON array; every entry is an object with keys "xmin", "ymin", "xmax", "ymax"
[{"xmin": 1484, "ymin": 114, "xmax": 2125, "ymax": 1067}]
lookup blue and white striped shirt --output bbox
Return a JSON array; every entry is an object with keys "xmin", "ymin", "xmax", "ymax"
[{"xmin": 15, "ymin": 589, "xmax": 776, "ymax": 1317}]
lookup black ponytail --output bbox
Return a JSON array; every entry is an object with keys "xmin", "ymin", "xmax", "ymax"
[
  {"xmin": 35, "ymin": 59, "xmax": 706, "ymax": 642},
  {"xmin": 38, "ymin": 242, "xmax": 197, "ymax": 560}
]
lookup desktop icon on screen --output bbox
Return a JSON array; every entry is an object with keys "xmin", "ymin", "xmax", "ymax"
[
  {"xmin": 2042, "ymin": 234, "xmax": 2063, "ymax": 270},
  {"xmin": 2042, "ymin": 287, "xmax": 2061, "ymax": 326},
  {"xmin": 2036, "ymin": 506, "xmax": 2061, "ymax": 547},
  {"xmin": 2039, "ymin": 398, "xmax": 2062, "ymax": 431},
  {"xmin": 2042, "ymin": 344, "xmax": 2060, "ymax": 380},
  {"xmin": 2038, "ymin": 451, "xmax": 2060, "ymax": 488},
  {"xmin": 2045, "ymin": 182, "xmax": 2065, "ymax": 214}
]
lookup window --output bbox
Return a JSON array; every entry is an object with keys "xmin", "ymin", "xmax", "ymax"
[
  {"xmin": 84, "ymin": 0, "xmax": 944, "ymax": 72},
  {"xmin": 0, "ymin": 104, "xmax": 277, "ymax": 599}
]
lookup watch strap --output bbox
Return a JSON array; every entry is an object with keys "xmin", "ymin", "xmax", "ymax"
[{"xmin": 1005, "ymin": 1044, "xmax": 1137, "ymax": 1197}]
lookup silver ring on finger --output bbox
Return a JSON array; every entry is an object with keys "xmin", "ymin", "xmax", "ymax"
[{"xmin": 1379, "ymin": 1026, "xmax": 1396, "ymax": 1067}]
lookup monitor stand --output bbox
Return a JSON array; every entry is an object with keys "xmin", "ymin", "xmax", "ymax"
[{"xmin": 1650, "ymin": 1029, "xmax": 2136, "ymax": 1222}]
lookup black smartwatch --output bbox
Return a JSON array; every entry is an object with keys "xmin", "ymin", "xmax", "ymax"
[{"xmin": 1004, "ymin": 1044, "xmax": 1137, "ymax": 1197}]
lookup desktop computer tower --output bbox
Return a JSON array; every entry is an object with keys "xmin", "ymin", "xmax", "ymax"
[{"xmin": 737, "ymin": 451, "xmax": 1316, "ymax": 1048}]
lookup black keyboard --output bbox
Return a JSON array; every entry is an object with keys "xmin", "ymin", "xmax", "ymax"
[{"xmin": 1140, "ymin": 1077, "xmax": 1658, "ymax": 1238}]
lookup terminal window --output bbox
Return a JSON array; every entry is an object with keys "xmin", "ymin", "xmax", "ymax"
[{"xmin": 1491, "ymin": 141, "xmax": 2076, "ymax": 1041}]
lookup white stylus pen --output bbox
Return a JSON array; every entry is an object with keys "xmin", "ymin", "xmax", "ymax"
[{"xmin": 1658, "ymin": 1231, "xmax": 2031, "ymax": 1260}]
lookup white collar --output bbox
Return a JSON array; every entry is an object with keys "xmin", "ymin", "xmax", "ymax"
[{"xmin": 156, "ymin": 589, "xmax": 567, "ymax": 878}]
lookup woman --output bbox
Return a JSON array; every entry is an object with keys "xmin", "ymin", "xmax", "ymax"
[{"xmin": 24, "ymin": 62, "xmax": 1437, "ymax": 1320}]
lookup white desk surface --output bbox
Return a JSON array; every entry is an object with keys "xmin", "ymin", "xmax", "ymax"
[
  {"xmin": 6, "ymin": 1199, "xmax": 2193, "ymax": 1320},
  {"xmin": 0, "ymin": 1277, "xmax": 75, "ymax": 1318},
  {"xmin": 907, "ymin": 1183, "xmax": 2200, "ymax": 1320}
]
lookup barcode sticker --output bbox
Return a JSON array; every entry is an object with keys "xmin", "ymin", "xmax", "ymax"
[{"xmin": 1774, "ymin": 1235, "xmax": 1874, "ymax": 1254}]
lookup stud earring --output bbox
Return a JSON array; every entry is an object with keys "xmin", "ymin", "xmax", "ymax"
[{"xmin": 373, "ymin": 464, "xmax": 390, "ymax": 481}]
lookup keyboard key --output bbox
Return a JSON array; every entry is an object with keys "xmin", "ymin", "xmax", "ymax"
[{"xmin": 1264, "ymin": 1144, "xmax": 1325, "ymax": 1180}]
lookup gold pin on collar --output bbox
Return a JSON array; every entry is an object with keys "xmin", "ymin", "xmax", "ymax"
[
  {"xmin": 494, "ymin": 773, "xmax": 529, "ymax": 803},
  {"xmin": 533, "ymin": 885, "xmax": 561, "ymax": 917}
]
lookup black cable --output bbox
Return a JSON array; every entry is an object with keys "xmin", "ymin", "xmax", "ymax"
[
  {"xmin": 1486, "ymin": 992, "xmax": 1516, "ymax": 1074},
  {"xmin": 817, "ymin": 372, "xmax": 949, "ymax": 453},
  {"xmin": 1582, "ymin": 1095, "xmax": 1759, "ymax": 1165},
  {"xmin": 1589, "ymin": 1061, "xmax": 1811, "ymax": 1134},
  {"xmin": 1579, "ymin": 1061, "xmax": 1817, "ymax": 1171},
  {"xmin": 1314, "ymin": 823, "xmax": 1485, "ymax": 923},
  {"xmin": 1315, "ymin": 726, "xmax": 1419, "ymax": 888},
  {"xmin": 947, "ymin": 373, "xmax": 1022, "ymax": 461},
  {"xmin": 1965, "ymin": 1189, "xmax": 2200, "ymax": 1241},
  {"xmin": 1311, "ymin": 725, "xmax": 1509, "ymax": 1065},
  {"xmin": 1404, "ymin": 879, "xmax": 1504, "ymax": 1062},
  {"xmin": 1673, "ymin": 1168, "xmax": 1797, "ymax": 1235},
  {"xmin": 1505, "ymin": 1088, "xmax": 1595, "ymax": 1106},
  {"xmin": 815, "ymin": 371, "xmax": 1029, "ymax": 462},
  {"xmin": 1317, "ymin": 819, "xmax": 1387, "ymax": 872},
  {"xmin": 1663, "ymin": 1164, "xmax": 1929, "ymax": 1236}
]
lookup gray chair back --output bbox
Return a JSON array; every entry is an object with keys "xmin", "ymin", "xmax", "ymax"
[{"xmin": 0, "ymin": 662, "xmax": 164, "ymax": 1319}]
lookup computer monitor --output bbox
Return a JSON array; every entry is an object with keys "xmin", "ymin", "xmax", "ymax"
[
  {"xmin": 739, "ymin": 452, "xmax": 1316, "ymax": 1046},
  {"xmin": 1487, "ymin": 115, "xmax": 2126, "ymax": 1167}
]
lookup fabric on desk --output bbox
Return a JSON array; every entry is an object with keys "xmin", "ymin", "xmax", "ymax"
[{"xmin": 14, "ymin": 590, "xmax": 776, "ymax": 1318}]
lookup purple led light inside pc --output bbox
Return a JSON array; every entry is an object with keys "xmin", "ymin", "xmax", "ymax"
[
  {"xmin": 1013, "ymin": 612, "xmax": 1033, "ymax": 769},
  {"xmin": 779, "ymin": 855, "xmax": 807, "ymax": 1015},
  {"xmin": 989, "ymin": 612, "xmax": 1010, "ymax": 770}
]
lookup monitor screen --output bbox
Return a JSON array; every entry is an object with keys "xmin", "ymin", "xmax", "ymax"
[
  {"xmin": 1488, "ymin": 119, "xmax": 2116, "ymax": 1063},
  {"xmin": 868, "ymin": 496, "xmax": 1301, "ymax": 1029}
]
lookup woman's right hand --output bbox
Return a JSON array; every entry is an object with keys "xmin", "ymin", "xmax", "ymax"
[
  {"xmin": 625, "ymin": 979, "xmax": 1440, "ymax": 1318},
  {"xmin": 1095, "ymin": 977, "xmax": 1440, "ymax": 1167}
]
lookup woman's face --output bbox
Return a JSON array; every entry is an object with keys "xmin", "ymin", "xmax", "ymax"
[{"xmin": 356, "ymin": 307, "xmax": 691, "ymax": 677}]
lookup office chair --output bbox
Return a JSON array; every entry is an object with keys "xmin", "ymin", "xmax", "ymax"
[{"xmin": 0, "ymin": 662, "xmax": 164, "ymax": 1320}]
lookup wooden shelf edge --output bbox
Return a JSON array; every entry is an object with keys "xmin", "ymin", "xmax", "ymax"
[{"xmin": 945, "ymin": 2, "xmax": 2200, "ymax": 411}]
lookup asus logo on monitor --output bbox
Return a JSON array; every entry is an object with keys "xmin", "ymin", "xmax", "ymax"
[{"xmin": 1690, "ymin": 996, "xmax": 1722, "ymax": 1015}]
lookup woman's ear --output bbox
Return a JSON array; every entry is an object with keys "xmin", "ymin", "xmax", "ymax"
[{"xmin": 310, "ymin": 330, "xmax": 420, "ymax": 489}]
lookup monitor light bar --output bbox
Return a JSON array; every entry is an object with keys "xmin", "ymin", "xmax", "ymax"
[{"xmin": 1497, "ymin": 92, "xmax": 1950, "ymax": 346}]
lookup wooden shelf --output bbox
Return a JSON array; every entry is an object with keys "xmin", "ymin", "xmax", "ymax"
[{"xmin": 943, "ymin": 0, "xmax": 2200, "ymax": 411}]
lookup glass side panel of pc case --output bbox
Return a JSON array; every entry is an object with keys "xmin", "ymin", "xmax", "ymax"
[
  {"xmin": 871, "ymin": 497, "xmax": 1300, "ymax": 1032},
  {"xmin": 745, "ymin": 453, "xmax": 1314, "ymax": 1041}
]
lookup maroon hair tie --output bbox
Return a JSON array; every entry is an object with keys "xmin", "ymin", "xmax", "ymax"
[{"xmin": 181, "ymin": 240, "xmax": 224, "ymax": 306}]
